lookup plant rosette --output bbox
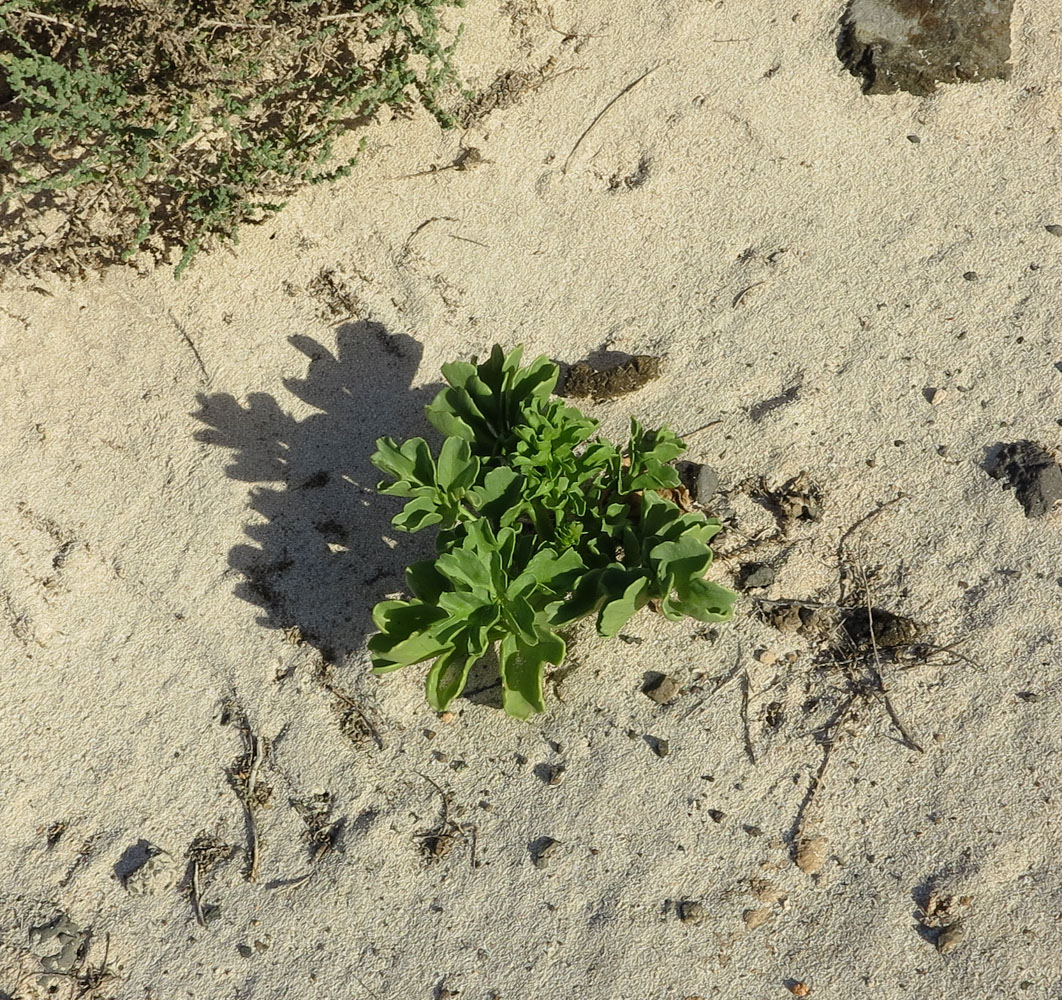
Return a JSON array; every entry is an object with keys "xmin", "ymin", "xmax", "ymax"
[{"xmin": 368, "ymin": 344, "xmax": 736, "ymax": 719}]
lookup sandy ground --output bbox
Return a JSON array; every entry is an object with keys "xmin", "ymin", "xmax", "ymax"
[{"xmin": 2, "ymin": 1, "xmax": 1062, "ymax": 998}]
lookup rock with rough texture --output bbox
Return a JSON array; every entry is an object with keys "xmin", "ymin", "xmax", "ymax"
[
  {"xmin": 987, "ymin": 441, "xmax": 1062, "ymax": 518},
  {"xmin": 837, "ymin": 0, "xmax": 1015, "ymax": 96}
]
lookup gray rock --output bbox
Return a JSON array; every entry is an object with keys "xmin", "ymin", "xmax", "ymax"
[
  {"xmin": 987, "ymin": 441, "xmax": 1062, "ymax": 517},
  {"xmin": 695, "ymin": 464, "xmax": 720, "ymax": 502},
  {"xmin": 530, "ymin": 837, "xmax": 560, "ymax": 869},
  {"xmin": 738, "ymin": 563, "xmax": 775, "ymax": 589},
  {"xmin": 642, "ymin": 673, "xmax": 680, "ymax": 705},
  {"xmin": 837, "ymin": 0, "xmax": 1015, "ymax": 96}
]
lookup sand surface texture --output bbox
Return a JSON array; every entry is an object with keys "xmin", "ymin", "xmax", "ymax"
[{"xmin": 2, "ymin": 2, "xmax": 1061, "ymax": 998}]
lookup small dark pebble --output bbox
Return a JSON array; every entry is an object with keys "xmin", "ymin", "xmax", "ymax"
[
  {"xmin": 1017, "ymin": 691, "xmax": 1040, "ymax": 703},
  {"xmin": 531, "ymin": 837, "xmax": 560, "ymax": 869},
  {"xmin": 707, "ymin": 809, "xmax": 726, "ymax": 823},
  {"xmin": 742, "ymin": 824, "xmax": 763, "ymax": 837},
  {"xmin": 907, "ymin": 134, "xmax": 921, "ymax": 143},
  {"xmin": 678, "ymin": 900, "xmax": 706, "ymax": 925},
  {"xmin": 643, "ymin": 673, "xmax": 680, "ymax": 705},
  {"xmin": 237, "ymin": 944, "xmax": 254, "ymax": 959},
  {"xmin": 649, "ymin": 737, "xmax": 671, "ymax": 758},
  {"xmin": 987, "ymin": 440, "xmax": 1062, "ymax": 517},
  {"xmin": 963, "ymin": 271, "xmax": 979, "ymax": 281},
  {"xmin": 1046, "ymin": 224, "xmax": 1062, "ymax": 237},
  {"xmin": 738, "ymin": 562, "xmax": 775, "ymax": 589},
  {"xmin": 695, "ymin": 464, "xmax": 720, "ymax": 502}
]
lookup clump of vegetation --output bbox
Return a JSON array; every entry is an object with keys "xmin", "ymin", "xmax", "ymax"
[
  {"xmin": 0, "ymin": 0, "xmax": 463, "ymax": 277},
  {"xmin": 369, "ymin": 345, "xmax": 737, "ymax": 719}
]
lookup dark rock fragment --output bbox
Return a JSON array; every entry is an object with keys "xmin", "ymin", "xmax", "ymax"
[
  {"xmin": 678, "ymin": 900, "xmax": 706, "ymax": 925},
  {"xmin": 642, "ymin": 672, "xmax": 681, "ymax": 705},
  {"xmin": 837, "ymin": 0, "xmax": 1015, "ymax": 97},
  {"xmin": 738, "ymin": 562, "xmax": 775, "ymax": 589},
  {"xmin": 987, "ymin": 441, "xmax": 1062, "ymax": 518}
]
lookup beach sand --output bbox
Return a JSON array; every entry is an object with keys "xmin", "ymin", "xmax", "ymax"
[{"xmin": 1, "ymin": 2, "xmax": 1060, "ymax": 997}]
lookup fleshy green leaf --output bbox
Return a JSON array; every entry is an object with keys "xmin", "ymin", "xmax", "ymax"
[
  {"xmin": 425, "ymin": 646, "xmax": 478, "ymax": 711},
  {"xmin": 598, "ymin": 574, "xmax": 650, "ymax": 636},
  {"xmin": 405, "ymin": 560, "xmax": 447, "ymax": 603},
  {"xmin": 436, "ymin": 546, "xmax": 494, "ymax": 593},
  {"xmin": 666, "ymin": 578, "xmax": 737, "ymax": 622},
  {"xmin": 435, "ymin": 435, "xmax": 477, "ymax": 491},
  {"xmin": 393, "ymin": 495, "xmax": 444, "ymax": 532}
]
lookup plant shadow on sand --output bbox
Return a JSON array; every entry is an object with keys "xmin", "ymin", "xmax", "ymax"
[{"xmin": 193, "ymin": 322, "xmax": 440, "ymax": 663}]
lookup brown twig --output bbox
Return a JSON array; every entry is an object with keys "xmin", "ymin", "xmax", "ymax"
[
  {"xmin": 732, "ymin": 281, "xmax": 765, "ymax": 308},
  {"xmin": 401, "ymin": 215, "xmax": 459, "ymax": 257},
  {"xmin": 855, "ymin": 562, "xmax": 924, "ymax": 753},
  {"xmin": 245, "ymin": 732, "xmax": 263, "ymax": 882},
  {"xmin": 563, "ymin": 63, "xmax": 663, "ymax": 174},
  {"xmin": 167, "ymin": 310, "xmax": 209, "ymax": 383},
  {"xmin": 678, "ymin": 418, "xmax": 723, "ymax": 439},
  {"xmin": 740, "ymin": 667, "xmax": 756, "ymax": 764},
  {"xmin": 320, "ymin": 677, "xmax": 384, "ymax": 749},
  {"xmin": 190, "ymin": 860, "xmax": 206, "ymax": 927}
]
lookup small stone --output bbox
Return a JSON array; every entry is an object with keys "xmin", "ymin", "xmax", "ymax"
[
  {"xmin": 907, "ymin": 133, "xmax": 920, "ymax": 143},
  {"xmin": 531, "ymin": 837, "xmax": 560, "ymax": 869},
  {"xmin": 695, "ymin": 464, "xmax": 720, "ymax": 502},
  {"xmin": 743, "ymin": 907, "xmax": 772, "ymax": 930},
  {"xmin": 963, "ymin": 271, "xmax": 979, "ymax": 281},
  {"xmin": 438, "ymin": 711, "xmax": 456, "ymax": 723},
  {"xmin": 1046, "ymin": 224, "xmax": 1062, "ymax": 237},
  {"xmin": 678, "ymin": 900, "xmax": 706, "ymax": 925},
  {"xmin": 643, "ymin": 673, "xmax": 681, "ymax": 705},
  {"xmin": 936, "ymin": 921, "xmax": 965, "ymax": 954},
  {"xmin": 742, "ymin": 824, "xmax": 763, "ymax": 837},
  {"xmin": 755, "ymin": 649, "xmax": 778, "ymax": 665},
  {"xmin": 237, "ymin": 944, "xmax": 254, "ymax": 959},
  {"xmin": 923, "ymin": 386, "xmax": 944, "ymax": 405},
  {"xmin": 739, "ymin": 563, "xmax": 775, "ymax": 589},
  {"xmin": 795, "ymin": 834, "xmax": 828, "ymax": 874},
  {"xmin": 707, "ymin": 809, "xmax": 726, "ymax": 823},
  {"xmin": 547, "ymin": 765, "xmax": 566, "ymax": 786},
  {"xmin": 1016, "ymin": 691, "xmax": 1040, "ymax": 703},
  {"xmin": 650, "ymin": 738, "xmax": 671, "ymax": 758},
  {"xmin": 789, "ymin": 983, "xmax": 811, "ymax": 998},
  {"xmin": 987, "ymin": 440, "xmax": 1062, "ymax": 517}
]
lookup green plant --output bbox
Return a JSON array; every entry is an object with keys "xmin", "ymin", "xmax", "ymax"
[
  {"xmin": 369, "ymin": 345, "xmax": 737, "ymax": 719},
  {"xmin": 0, "ymin": 0, "xmax": 464, "ymax": 276}
]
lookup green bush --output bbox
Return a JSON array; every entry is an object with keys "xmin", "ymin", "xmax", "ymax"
[
  {"xmin": 0, "ymin": 0, "xmax": 463, "ymax": 276},
  {"xmin": 369, "ymin": 345, "xmax": 737, "ymax": 719}
]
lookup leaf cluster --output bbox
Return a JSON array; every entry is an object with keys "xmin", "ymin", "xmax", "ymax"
[
  {"xmin": 370, "ymin": 345, "xmax": 736, "ymax": 719},
  {"xmin": 0, "ymin": 0, "xmax": 464, "ymax": 277}
]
